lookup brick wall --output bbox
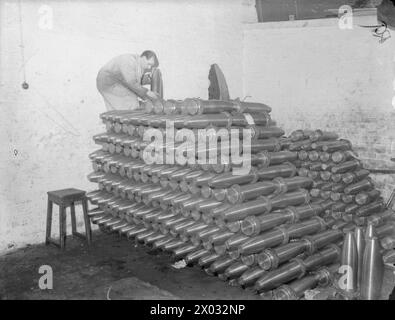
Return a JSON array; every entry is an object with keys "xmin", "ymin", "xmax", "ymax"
[{"xmin": 243, "ymin": 18, "xmax": 395, "ymax": 201}]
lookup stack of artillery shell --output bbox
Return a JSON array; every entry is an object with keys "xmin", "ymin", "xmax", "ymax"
[
  {"xmin": 286, "ymin": 129, "xmax": 395, "ymax": 300},
  {"xmin": 289, "ymin": 129, "xmax": 394, "ymax": 228},
  {"xmin": 86, "ymin": 100, "xmax": 394, "ymax": 299}
]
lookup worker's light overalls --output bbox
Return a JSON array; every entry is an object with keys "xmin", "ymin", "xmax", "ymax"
[{"xmin": 96, "ymin": 54, "xmax": 147, "ymax": 110}]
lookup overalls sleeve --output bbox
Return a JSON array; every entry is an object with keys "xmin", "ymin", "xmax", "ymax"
[{"xmin": 118, "ymin": 58, "xmax": 149, "ymax": 99}]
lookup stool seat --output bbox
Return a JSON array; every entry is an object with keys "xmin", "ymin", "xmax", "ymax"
[
  {"xmin": 47, "ymin": 188, "xmax": 86, "ymax": 205},
  {"xmin": 46, "ymin": 188, "xmax": 92, "ymax": 250}
]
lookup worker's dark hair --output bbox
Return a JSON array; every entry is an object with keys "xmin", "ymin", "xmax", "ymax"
[{"xmin": 141, "ymin": 50, "xmax": 159, "ymax": 67}]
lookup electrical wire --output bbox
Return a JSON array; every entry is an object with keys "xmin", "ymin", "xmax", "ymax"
[
  {"xmin": 359, "ymin": 21, "xmax": 391, "ymax": 43},
  {"xmin": 17, "ymin": 0, "xmax": 28, "ymax": 88}
]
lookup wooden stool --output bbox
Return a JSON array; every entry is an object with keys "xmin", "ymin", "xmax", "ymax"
[{"xmin": 45, "ymin": 188, "xmax": 92, "ymax": 250}]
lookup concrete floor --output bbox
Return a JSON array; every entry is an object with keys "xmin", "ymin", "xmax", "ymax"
[
  {"xmin": 0, "ymin": 231, "xmax": 260, "ymax": 300},
  {"xmin": 1, "ymin": 230, "xmax": 394, "ymax": 300}
]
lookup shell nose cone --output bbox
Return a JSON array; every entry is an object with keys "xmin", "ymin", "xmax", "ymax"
[
  {"xmin": 224, "ymin": 262, "xmax": 249, "ymax": 280},
  {"xmin": 339, "ymin": 232, "xmax": 358, "ymax": 293},
  {"xmin": 360, "ymin": 236, "xmax": 384, "ymax": 300}
]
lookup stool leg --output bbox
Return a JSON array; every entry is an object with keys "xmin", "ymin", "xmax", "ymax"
[
  {"xmin": 70, "ymin": 202, "xmax": 77, "ymax": 235},
  {"xmin": 82, "ymin": 199, "xmax": 92, "ymax": 245},
  {"xmin": 59, "ymin": 205, "xmax": 67, "ymax": 250},
  {"xmin": 45, "ymin": 199, "xmax": 53, "ymax": 245}
]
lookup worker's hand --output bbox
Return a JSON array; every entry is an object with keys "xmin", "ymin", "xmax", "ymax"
[{"xmin": 146, "ymin": 90, "xmax": 159, "ymax": 100}]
